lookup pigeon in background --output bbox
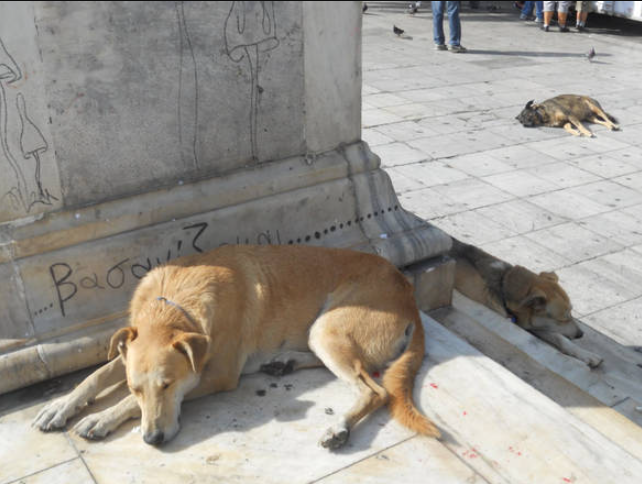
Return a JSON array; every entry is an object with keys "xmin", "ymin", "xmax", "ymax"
[
  {"xmin": 408, "ymin": 1, "xmax": 421, "ymax": 14},
  {"xmin": 587, "ymin": 46, "xmax": 596, "ymax": 62},
  {"xmin": 363, "ymin": 3, "xmax": 368, "ymax": 13},
  {"xmin": 393, "ymin": 25, "xmax": 405, "ymax": 36}
]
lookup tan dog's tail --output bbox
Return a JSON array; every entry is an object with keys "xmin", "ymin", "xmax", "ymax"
[{"xmin": 382, "ymin": 319, "xmax": 441, "ymax": 438}]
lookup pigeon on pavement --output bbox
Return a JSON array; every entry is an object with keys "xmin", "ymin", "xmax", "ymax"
[{"xmin": 587, "ymin": 46, "xmax": 596, "ymax": 62}]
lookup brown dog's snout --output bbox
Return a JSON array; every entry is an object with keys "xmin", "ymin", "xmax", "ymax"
[{"xmin": 144, "ymin": 429, "xmax": 164, "ymax": 446}]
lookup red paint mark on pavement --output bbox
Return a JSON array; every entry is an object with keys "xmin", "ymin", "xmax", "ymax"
[
  {"xmin": 462, "ymin": 448, "xmax": 479, "ymax": 459},
  {"xmin": 429, "ymin": 383, "xmax": 439, "ymax": 389},
  {"xmin": 463, "ymin": 411, "xmax": 467, "ymax": 416},
  {"xmin": 562, "ymin": 479, "xmax": 572, "ymax": 483}
]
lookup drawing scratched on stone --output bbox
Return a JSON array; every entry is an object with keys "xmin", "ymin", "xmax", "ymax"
[
  {"xmin": 17, "ymin": 93, "xmax": 58, "ymax": 208},
  {"xmin": 175, "ymin": 1, "xmax": 199, "ymax": 169},
  {"xmin": 224, "ymin": 1, "xmax": 279, "ymax": 163},
  {"xmin": 0, "ymin": 36, "xmax": 27, "ymax": 211},
  {"xmin": 0, "ymin": 35, "xmax": 58, "ymax": 213}
]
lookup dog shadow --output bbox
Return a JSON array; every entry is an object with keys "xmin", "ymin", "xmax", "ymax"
[{"xmin": 51, "ymin": 354, "xmax": 452, "ymax": 457}]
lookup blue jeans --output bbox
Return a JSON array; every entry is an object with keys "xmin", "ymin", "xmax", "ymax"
[
  {"xmin": 432, "ymin": 1, "xmax": 462, "ymax": 47},
  {"xmin": 521, "ymin": 1, "xmax": 543, "ymax": 20}
]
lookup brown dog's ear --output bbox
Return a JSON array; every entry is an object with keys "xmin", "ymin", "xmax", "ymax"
[
  {"xmin": 539, "ymin": 271, "xmax": 559, "ymax": 283},
  {"xmin": 172, "ymin": 333, "xmax": 211, "ymax": 373},
  {"xmin": 520, "ymin": 288, "xmax": 547, "ymax": 312},
  {"xmin": 108, "ymin": 327, "xmax": 138, "ymax": 360}
]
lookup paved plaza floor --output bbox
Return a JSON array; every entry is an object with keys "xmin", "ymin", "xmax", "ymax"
[{"xmin": 363, "ymin": 1, "xmax": 642, "ymax": 348}]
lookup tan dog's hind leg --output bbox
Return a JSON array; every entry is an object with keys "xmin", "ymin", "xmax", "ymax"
[
  {"xmin": 587, "ymin": 102, "xmax": 620, "ymax": 130},
  {"xmin": 309, "ymin": 314, "xmax": 389, "ymax": 450},
  {"xmin": 74, "ymin": 394, "xmax": 141, "ymax": 440},
  {"xmin": 591, "ymin": 115, "xmax": 620, "ymax": 131},
  {"xmin": 563, "ymin": 122, "xmax": 582, "ymax": 136},
  {"xmin": 33, "ymin": 357, "xmax": 126, "ymax": 431},
  {"xmin": 568, "ymin": 116, "xmax": 594, "ymax": 137}
]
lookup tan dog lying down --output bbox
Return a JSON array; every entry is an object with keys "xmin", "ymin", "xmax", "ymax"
[
  {"xmin": 451, "ymin": 239, "xmax": 603, "ymax": 368},
  {"xmin": 34, "ymin": 245, "xmax": 440, "ymax": 448}
]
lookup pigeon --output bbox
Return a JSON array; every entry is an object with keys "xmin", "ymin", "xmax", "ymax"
[
  {"xmin": 408, "ymin": 1, "xmax": 421, "ymax": 14},
  {"xmin": 362, "ymin": 3, "xmax": 368, "ymax": 13},
  {"xmin": 393, "ymin": 25, "xmax": 405, "ymax": 36},
  {"xmin": 587, "ymin": 46, "xmax": 596, "ymax": 62}
]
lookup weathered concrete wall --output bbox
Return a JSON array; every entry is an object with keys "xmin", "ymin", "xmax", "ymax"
[
  {"xmin": 2, "ymin": 1, "xmax": 308, "ymax": 213},
  {"xmin": 0, "ymin": 1, "xmax": 452, "ymax": 394}
]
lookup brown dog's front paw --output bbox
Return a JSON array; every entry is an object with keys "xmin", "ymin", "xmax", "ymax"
[
  {"xmin": 319, "ymin": 425, "xmax": 350, "ymax": 450},
  {"xmin": 586, "ymin": 355, "xmax": 603, "ymax": 369}
]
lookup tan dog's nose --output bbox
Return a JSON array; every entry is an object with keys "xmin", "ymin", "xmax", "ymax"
[{"xmin": 144, "ymin": 429, "xmax": 164, "ymax": 446}]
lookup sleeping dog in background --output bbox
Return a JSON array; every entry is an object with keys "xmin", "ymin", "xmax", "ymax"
[
  {"xmin": 450, "ymin": 238, "xmax": 603, "ymax": 368},
  {"xmin": 516, "ymin": 94, "xmax": 619, "ymax": 137}
]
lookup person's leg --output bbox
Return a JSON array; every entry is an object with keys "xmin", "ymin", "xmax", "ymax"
[
  {"xmin": 542, "ymin": 1, "xmax": 555, "ymax": 30},
  {"xmin": 446, "ymin": 1, "xmax": 461, "ymax": 46},
  {"xmin": 557, "ymin": 0, "xmax": 571, "ymax": 31},
  {"xmin": 432, "ymin": 1, "xmax": 446, "ymax": 47},
  {"xmin": 520, "ymin": 1, "xmax": 534, "ymax": 19},
  {"xmin": 535, "ymin": 1, "xmax": 544, "ymax": 22},
  {"xmin": 576, "ymin": 1, "xmax": 589, "ymax": 30}
]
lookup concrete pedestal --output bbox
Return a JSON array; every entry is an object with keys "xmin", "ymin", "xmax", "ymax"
[{"xmin": 0, "ymin": 1, "xmax": 452, "ymax": 394}]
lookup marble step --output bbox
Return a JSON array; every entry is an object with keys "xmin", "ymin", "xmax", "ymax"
[
  {"xmin": 431, "ymin": 292, "xmax": 642, "ymax": 457},
  {"xmin": 4, "ymin": 313, "xmax": 642, "ymax": 483}
]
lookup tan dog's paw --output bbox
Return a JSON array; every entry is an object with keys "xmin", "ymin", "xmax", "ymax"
[
  {"xmin": 319, "ymin": 425, "xmax": 350, "ymax": 450},
  {"xmin": 74, "ymin": 410, "xmax": 120, "ymax": 440},
  {"xmin": 32, "ymin": 398, "xmax": 78, "ymax": 431}
]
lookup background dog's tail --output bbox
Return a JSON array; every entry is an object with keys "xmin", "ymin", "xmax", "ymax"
[{"xmin": 382, "ymin": 319, "xmax": 441, "ymax": 438}]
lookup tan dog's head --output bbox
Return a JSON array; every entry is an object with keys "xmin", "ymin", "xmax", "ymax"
[
  {"xmin": 504, "ymin": 267, "xmax": 582, "ymax": 339},
  {"xmin": 108, "ymin": 326, "xmax": 210, "ymax": 446},
  {"xmin": 516, "ymin": 100, "xmax": 547, "ymax": 128}
]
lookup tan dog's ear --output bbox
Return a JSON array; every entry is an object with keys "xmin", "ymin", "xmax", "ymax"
[
  {"xmin": 520, "ymin": 288, "xmax": 547, "ymax": 311},
  {"xmin": 539, "ymin": 271, "xmax": 559, "ymax": 283},
  {"xmin": 172, "ymin": 333, "xmax": 210, "ymax": 373},
  {"xmin": 108, "ymin": 327, "xmax": 138, "ymax": 360}
]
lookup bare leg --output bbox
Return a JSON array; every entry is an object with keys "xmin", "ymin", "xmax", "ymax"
[{"xmin": 33, "ymin": 358, "xmax": 126, "ymax": 431}]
